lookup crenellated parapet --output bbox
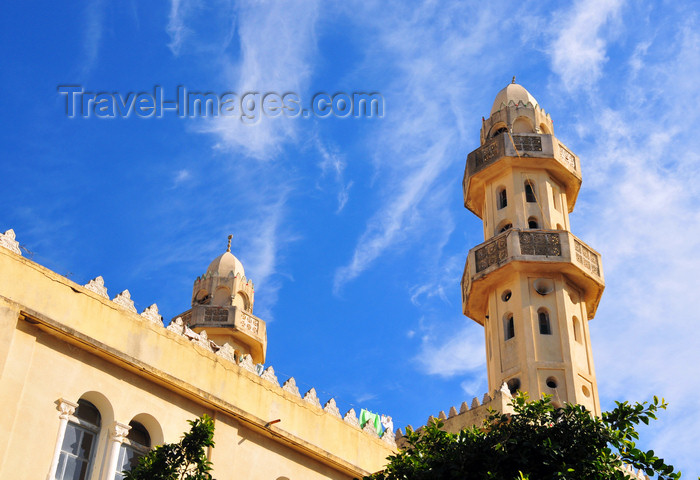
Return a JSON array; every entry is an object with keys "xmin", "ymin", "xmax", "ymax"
[{"xmin": 395, "ymin": 383, "xmax": 514, "ymax": 447}]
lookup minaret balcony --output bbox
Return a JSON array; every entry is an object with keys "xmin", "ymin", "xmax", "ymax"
[
  {"xmin": 183, "ymin": 304, "xmax": 267, "ymax": 362},
  {"xmin": 461, "ymin": 228, "xmax": 604, "ymax": 322},
  {"xmin": 463, "ymin": 133, "xmax": 582, "ymax": 218}
]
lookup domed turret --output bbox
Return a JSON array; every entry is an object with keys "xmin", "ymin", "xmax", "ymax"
[
  {"xmin": 206, "ymin": 251, "xmax": 245, "ymax": 278},
  {"xmin": 491, "ymin": 82, "xmax": 539, "ymax": 115},
  {"xmin": 173, "ymin": 235, "xmax": 267, "ymax": 363},
  {"xmin": 480, "ymin": 78, "xmax": 554, "ymax": 145}
]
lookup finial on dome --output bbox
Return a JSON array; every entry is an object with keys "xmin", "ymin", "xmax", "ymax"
[
  {"xmin": 512, "ymin": 75, "xmax": 516, "ymax": 84},
  {"xmin": 226, "ymin": 234, "xmax": 233, "ymax": 252}
]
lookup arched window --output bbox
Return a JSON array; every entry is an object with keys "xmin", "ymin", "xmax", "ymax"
[
  {"xmin": 115, "ymin": 421, "xmax": 152, "ymax": 480},
  {"xmin": 492, "ymin": 126, "xmax": 507, "ymax": 138},
  {"xmin": 497, "ymin": 187, "xmax": 507, "ymax": 209},
  {"xmin": 504, "ymin": 313, "xmax": 515, "ymax": 340},
  {"xmin": 538, "ymin": 308, "xmax": 552, "ymax": 335},
  {"xmin": 525, "ymin": 181, "xmax": 537, "ymax": 203},
  {"xmin": 507, "ymin": 377, "xmax": 520, "ymax": 395},
  {"xmin": 528, "ymin": 217, "xmax": 539, "ymax": 229},
  {"xmin": 512, "ymin": 117, "xmax": 534, "ymax": 134},
  {"xmin": 499, "ymin": 223, "xmax": 512, "ymax": 234},
  {"xmin": 56, "ymin": 399, "xmax": 101, "ymax": 480},
  {"xmin": 573, "ymin": 316, "xmax": 582, "ymax": 343}
]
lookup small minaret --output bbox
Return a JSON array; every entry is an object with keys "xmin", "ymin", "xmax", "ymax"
[
  {"xmin": 461, "ymin": 82, "xmax": 604, "ymax": 414},
  {"xmin": 176, "ymin": 235, "xmax": 267, "ymax": 363}
]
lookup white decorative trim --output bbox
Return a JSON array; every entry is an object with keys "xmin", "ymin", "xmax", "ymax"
[
  {"xmin": 343, "ymin": 409, "xmax": 359, "ymax": 428},
  {"xmin": 0, "ymin": 229, "xmax": 21, "ymax": 255},
  {"xmin": 111, "ymin": 421, "xmax": 131, "ymax": 442},
  {"xmin": 84, "ymin": 276, "xmax": 108, "ymax": 298},
  {"xmin": 140, "ymin": 304, "xmax": 163, "ymax": 325},
  {"xmin": 216, "ymin": 343, "xmax": 236, "ymax": 363},
  {"xmin": 260, "ymin": 366, "xmax": 279, "ymax": 386},
  {"xmin": 47, "ymin": 399, "xmax": 79, "ymax": 480},
  {"xmin": 112, "ymin": 290, "xmax": 136, "ymax": 313},
  {"xmin": 381, "ymin": 428, "xmax": 396, "ymax": 446},
  {"xmin": 167, "ymin": 316, "xmax": 185, "ymax": 335},
  {"xmin": 323, "ymin": 398, "xmax": 341, "ymax": 418},
  {"xmin": 282, "ymin": 377, "xmax": 300, "ymax": 397},
  {"xmin": 303, "ymin": 388, "xmax": 321, "ymax": 408},
  {"xmin": 57, "ymin": 398, "xmax": 78, "ymax": 419},
  {"xmin": 194, "ymin": 330, "xmax": 213, "ymax": 351},
  {"xmin": 362, "ymin": 421, "xmax": 379, "ymax": 438},
  {"xmin": 238, "ymin": 354, "xmax": 256, "ymax": 373},
  {"xmin": 105, "ymin": 422, "xmax": 131, "ymax": 480}
]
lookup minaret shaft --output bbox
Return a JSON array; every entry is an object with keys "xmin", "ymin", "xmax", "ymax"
[{"xmin": 461, "ymin": 84, "xmax": 604, "ymax": 414}]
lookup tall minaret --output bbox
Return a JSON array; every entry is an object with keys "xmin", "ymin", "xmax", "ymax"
[{"xmin": 461, "ymin": 82, "xmax": 604, "ymax": 414}]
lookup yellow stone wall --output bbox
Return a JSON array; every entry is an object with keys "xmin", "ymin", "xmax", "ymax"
[{"xmin": 0, "ymin": 247, "xmax": 394, "ymax": 480}]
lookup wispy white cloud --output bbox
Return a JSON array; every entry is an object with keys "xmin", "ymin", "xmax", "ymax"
[
  {"xmin": 200, "ymin": 0, "xmax": 320, "ymax": 160},
  {"xmin": 416, "ymin": 322, "xmax": 485, "ymax": 378},
  {"xmin": 166, "ymin": 0, "xmax": 197, "ymax": 56},
  {"xmin": 549, "ymin": 0, "xmax": 625, "ymax": 92},
  {"xmin": 333, "ymin": 1, "xmax": 501, "ymax": 292},
  {"xmin": 80, "ymin": 0, "xmax": 106, "ymax": 76},
  {"xmin": 316, "ymin": 139, "xmax": 353, "ymax": 213},
  {"xmin": 172, "ymin": 169, "xmax": 191, "ymax": 186},
  {"xmin": 547, "ymin": 11, "xmax": 700, "ymax": 472}
]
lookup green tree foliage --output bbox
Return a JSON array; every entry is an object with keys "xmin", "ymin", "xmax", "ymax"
[
  {"xmin": 365, "ymin": 394, "xmax": 681, "ymax": 480},
  {"xmin": 124, "ymin": 414, "xmax": 215, "ymax": 480}
]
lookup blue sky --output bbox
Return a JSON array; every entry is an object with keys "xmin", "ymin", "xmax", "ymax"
[{"xmin": 2, "ymin": 0, "xmax": 700, "ymax": 476}]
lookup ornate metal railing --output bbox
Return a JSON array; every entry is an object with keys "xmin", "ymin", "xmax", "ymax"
[{"xmin": 465, "ymin": 134, "xmax": 580, "ymax": 179}]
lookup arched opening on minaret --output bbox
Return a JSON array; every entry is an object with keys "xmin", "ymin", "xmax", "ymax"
[
  {"xmin": 212, "ymin": 286, "xmax": 232, "ymax": 306},
  {"xmin": 512, "ymin": 116, "xmax": 534, "ymax": 134},
  {"xmin": 504, "ymin": 313, "xmax": 515, "ymax": 340},
  {"xmin": 497, "ymin": 187, "xmax": 507, "ymax": 209},
  {"xmin": 194, "ymin": 289, "xmax": 210, "ymax": 305},
  {"xmin": 497, "ymin": 221, "xmax": 512, "ymax": 234},
  {"xmin": 488, "ymin": 122, "xmax": 508, "ymax": 138},
  {"xmin": 573, "ymin": 316, "xmax": 582, "ymax": 343},
  {"xmin": 538, "ymin": 308, "xmax": 552, "ymax": 335},
  {"xmin": 525, "ymin": 181, "xmax": 537, "ymax": 203},
  {"xmin": 539, "ymin": 123, "xmax": 551, "ymax": 134},
  {"xmin": 507, "ymin": 378, "xmax": 520, "ymax": 395},
  {"xmin": 528, "ymin": 217, "xmax": 539, "ymax": 229}
]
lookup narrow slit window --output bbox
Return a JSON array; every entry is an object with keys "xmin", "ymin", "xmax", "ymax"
[
  {"xmin": 538, "ymin": 309, "xmax": 552, "ymax": 335},
  {"xmin": 504, "ymin": 314, "xmax": 515, "ymax": 340},
  {"xmin": 498, "ymin": 188, "xmax": 507, "ymax": 209},
  {"xmin": 525, "ymin": 181, "xmax": 537, "ymax": 203}
]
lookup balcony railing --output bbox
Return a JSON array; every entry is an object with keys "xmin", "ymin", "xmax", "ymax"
[
  {"xmin": 462, "ymin": 228, "xmax": 604, "ymax": 320},
  {"xmin": 465, "ymin": 228, "xmax": 602, "ymax": 280},
  {"xmin": 465, "ymin": 133, "xmax": 580, "ymax": 179},
  {"xmin": 189, "ymin": 305, "xmax": 263, "ymax": 337}
]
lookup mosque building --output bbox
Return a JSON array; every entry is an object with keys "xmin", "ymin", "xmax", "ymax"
[{"xmin": 0, "ymin": 83, "xmax": 648, "ymax": 480}]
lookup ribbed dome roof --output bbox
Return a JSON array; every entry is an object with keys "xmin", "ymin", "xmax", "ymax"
[
  {"xmin": 206, "ymin": 251, "xmax": 245, "ymax": 278},
  {"xmin": 491, "ymin": 83, "xmax": 539, "ymax": 115}
]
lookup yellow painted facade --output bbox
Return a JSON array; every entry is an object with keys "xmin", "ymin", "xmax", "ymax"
[{"xmin": 0, "ymin": 245, "xmax": 395, "ymax": 480}]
